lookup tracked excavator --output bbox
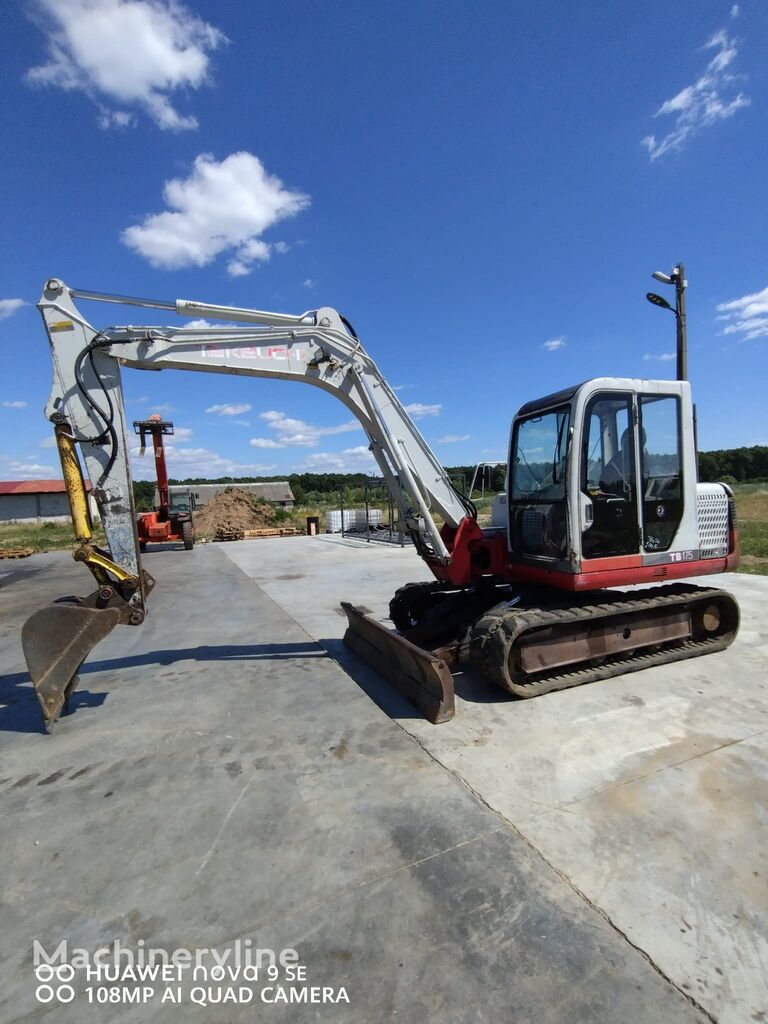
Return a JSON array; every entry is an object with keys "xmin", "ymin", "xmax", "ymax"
[{"xmin": 22, "ymin": 278, "xmax": 739, "ymax": 731}]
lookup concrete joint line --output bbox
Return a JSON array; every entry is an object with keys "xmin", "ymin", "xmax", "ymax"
[
  {"xmin": 216, "ymin": 826, "xmax": 505, "ymax": 943},
  {"xmin": 398, "ymin": 726, "xmax": 718, "ymax": 1024}
]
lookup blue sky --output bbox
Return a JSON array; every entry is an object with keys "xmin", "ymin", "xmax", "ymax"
[{"xmin": 1, "ymin": 0, "xmax": 766, "ymax": 482}]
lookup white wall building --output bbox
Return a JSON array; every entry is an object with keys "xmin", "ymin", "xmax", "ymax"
[{"xmin": 0, "ymin": 480, "xmax": 99, "ymax": 523}]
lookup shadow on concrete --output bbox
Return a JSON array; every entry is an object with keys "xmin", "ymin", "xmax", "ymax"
[
  {"xmin": 0, "ymin": 672, "xmax": 107, "ymax": 734},
  {"xmin": 1, "ymin": 638, "xmax": 509, "ymax": 734},
  {"xmin": 0, "ymin": 642, "xmax": 327, "ymax": 733},
  {"xmin": 321, "ymin": 638, "xmax": 514, "ymax": 723},
  {"xmin": 84, "ymin": 642, "xmax": 327, "ymax": 674}
]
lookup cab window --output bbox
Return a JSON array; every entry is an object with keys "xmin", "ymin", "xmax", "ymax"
[{"xmin": 510, "ymin": 407, "xmax": 570, "ymax": 559}]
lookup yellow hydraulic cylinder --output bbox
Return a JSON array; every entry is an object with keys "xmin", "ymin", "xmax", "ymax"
[
  {"xmin": 53, "ymin": 425, "xmax": 136, "ymax": 587},
  {"xmin": 54, "ymin": 425, "xmax": 92, "ymax": 543}
]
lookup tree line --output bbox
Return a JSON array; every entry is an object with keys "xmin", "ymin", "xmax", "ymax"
[
  {"xmin": 131, "ymin": 446, "xmax": 767, "ymax": 508},
  {"xmin": 697, "ymin": 445, "xmax": 768, "ymax": 484}
]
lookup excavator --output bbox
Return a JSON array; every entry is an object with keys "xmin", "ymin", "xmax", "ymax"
[{"xmin": 22, "ymin": 277, "xmax": 740, "ymax": 731}]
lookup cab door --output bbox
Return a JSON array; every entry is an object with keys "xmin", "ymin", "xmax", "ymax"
[
  {"xmin": 509, "ymin": 405, "xmax": 571, "ymax": 562},
  {"xmin": 580, "ymin": 392, "xmax": 641, "ymax": 559},
  {"xmin": 638, "ymin": 394, "xmax": 684, "ymax": 552}
]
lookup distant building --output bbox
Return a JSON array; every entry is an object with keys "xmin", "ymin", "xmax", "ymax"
[
  {"xmin": 167, "ymin": 482, "xmax": 295, "ymax": 509},
  {"xmin": 0, "ymin": 479, "xmax": 100, "ymax": 523}
]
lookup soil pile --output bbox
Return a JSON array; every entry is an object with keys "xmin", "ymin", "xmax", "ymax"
[{"xmin": 194, "ymin": 488, "xmax": 279, "ymax": 538}]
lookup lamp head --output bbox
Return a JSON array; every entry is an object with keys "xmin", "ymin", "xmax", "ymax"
[{"xmin": 646, "ymin": 292, "xmax": 673, "ymax": 311}]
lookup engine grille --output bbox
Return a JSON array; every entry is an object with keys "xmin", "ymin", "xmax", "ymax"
[{"xmin": 697, "ymin": 484, "xmax": 729, "ymax": 558}]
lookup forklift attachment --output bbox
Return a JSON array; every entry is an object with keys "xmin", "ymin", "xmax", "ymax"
[
  {"xmin": 22, "ymin": 587, "xmax": 136, "ymax": 732},
  {"xmin": 341, "ymin": 602, "xmax": 455, "ymax": 724}
]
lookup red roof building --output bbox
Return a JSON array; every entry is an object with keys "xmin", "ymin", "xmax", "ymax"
[
  {"xmin": 0, "ymin": 479, "xmax": 92, "ymax": 495},
  {"xmin": 0, "ymin": 479, "xmax": 97, "ymax": 523}
]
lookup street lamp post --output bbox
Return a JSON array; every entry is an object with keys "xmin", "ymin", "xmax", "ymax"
[
  {"xmin": 646, "ymin": 262, "xmax": 697, "ymax": 476},
  {"xmin": 646, "ymin": 263, "xmax": 687, "ymax": 381}
]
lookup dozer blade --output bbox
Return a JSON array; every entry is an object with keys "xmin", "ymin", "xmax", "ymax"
[
  {"xmin": 22, "ymin": 593, "xmax": 127, "ymax": 732},
  {"xmin": 341, "ymin": 602, "xmax": 455, "ymax": 724}
]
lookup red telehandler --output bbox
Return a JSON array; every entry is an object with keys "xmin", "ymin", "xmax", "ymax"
[{"xmin": 133, "ymin": 416, "xmax": 194, "ymax": 551}]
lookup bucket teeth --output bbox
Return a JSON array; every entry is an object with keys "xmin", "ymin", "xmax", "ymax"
[{"xmin": 341, "ymin": 602, "xmax": 455, "ymax": 724}]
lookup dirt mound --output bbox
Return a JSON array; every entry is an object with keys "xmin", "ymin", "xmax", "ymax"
[{"xmin": 194, "ymin": 488, "xmax": 279, "ymax": 538}]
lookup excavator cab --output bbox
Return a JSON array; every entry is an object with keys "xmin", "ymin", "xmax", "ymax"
[{"xmin": 507, "ymin": 377, "xmax": 737, "ymax": 588}]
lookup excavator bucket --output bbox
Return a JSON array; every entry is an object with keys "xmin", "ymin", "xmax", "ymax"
[
  {"xmin": 341, "ymin": 602, "xmax": 456, "ymax": 724},
  {"xmin": 22, "ymin": 589, "xmax": 132, "ymax": 732}
]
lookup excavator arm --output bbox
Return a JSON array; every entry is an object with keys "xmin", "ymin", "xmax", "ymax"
[{"xmin": 23, "ymin": 279, "xmax": 474, "ymax": 729}]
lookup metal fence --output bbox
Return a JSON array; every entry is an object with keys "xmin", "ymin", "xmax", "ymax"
[{"xmin": 334, "ymin": 477, "xmax": 406, "ymax": 547}]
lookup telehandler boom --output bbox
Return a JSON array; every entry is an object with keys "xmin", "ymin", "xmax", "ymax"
[{"xmin": 22, "ymin": 279, "xmax": 739, "ymax": 731}]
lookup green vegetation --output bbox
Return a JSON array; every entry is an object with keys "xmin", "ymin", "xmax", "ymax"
[
  {"xmin": 0, "ymin": 519, "xmax": 106, "ymax": 552},
  {"xmin": 732, "ymin": 483, "xmax": 768, "ymax": 576},
  {"xmin": 698, "ymin": 446, "xmax": 768, "ymax": 483},
  {"xmin": 3, "ymin": 476, "xmax": 766, "ymax": 576}
]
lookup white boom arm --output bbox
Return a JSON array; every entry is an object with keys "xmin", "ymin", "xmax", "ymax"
[{"xmin": 38, "ymin": 279, "xmax": 472, "ymax": 584}]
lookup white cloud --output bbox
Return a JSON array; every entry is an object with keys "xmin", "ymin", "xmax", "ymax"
[
  {"xmin": 39, "ymin": 435, "xmax": 58, "ymax": 448},
  {"xmin": 273, "ymin": 241, "xmax": 289, "ymax": 254},
  {"xmin": 0, "ymin": 455, "xmax": 56, "ymax": 479},
  {"xmin": 172, "ymin": 426, "xmax": 193, "ymax": 440},
  {"xmin": 249, "ymin": 438, "xmax": 284, "ymax": 449},
  {"xmin": 303, "ymin": 278, "xmax": 317, "ymax": 289},
  {"xmin": 404, "ymin": 402, "xmax": 442, "ymax": 419},
  {"xmin": 26, "ymin": 0, "xmax": 226, "ymax": 131},
  {"xmin": 731, "ymin": 4, "xmax": 740, "ymax": 18},
  {"xmin": 0, "ymin": 299, "xmax": 26, "ymax": 320},
  {"xmin": 716, "ymin": 284, "xmax": 768, "ymax": 341},
  {"xmin": 130, "ymin": 443, "xmax": 275, "ymax": 479},
  {"xmin": 205, "ymin": 402, "xmax": 252, "ymax": 416},
  {"xmin": 250, "ymin": 409, "xmax": 361, "ymax": 448},
  {"xmin": 300, "ymin": 446, "xmax": 377, "ymax": 472},
  {"xmin": 642, "ymin": 30, "xmax": 749, "ymax": 161},
  {"xmin": 2, "ymin": 400, "xmax": 28, "ymax": 408},
  {"xmin": 121, "ymin": 152, "xmax": 310, "ymax": 274},
  {"xmin": 148, "ymin": 402, "xmax": 175, "ymax": 413},
  {"xmin": 437, "ymin": 434, "xmax": 471, "ymax": 443},
  {"xmin": 543, "ymin": 337, "xmax": 566, "ymax": 352},
  {"xmin": 182, "ymin": 317, "xmax": 238, "ymax": 328},
  {"xmin": 643, "ymin": 352, "xmax": 676, "ymax": 362}
]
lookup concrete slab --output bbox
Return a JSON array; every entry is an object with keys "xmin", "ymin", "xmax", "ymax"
[
  {"xmin": 222, "ymin": 535, "xmax": 768, "ymax": 1024},
  {"xmin": 0, "ymin": 547, "xmax": 706, "ymax": 1022}
]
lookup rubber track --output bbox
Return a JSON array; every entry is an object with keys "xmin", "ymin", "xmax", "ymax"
[
  {"xmin": 389, "ymin": 581, "xmax": 459, "ymax": 631},
  {"xmin": 470, "ymin": 584, "xmax": 739, "ymax": 698}
]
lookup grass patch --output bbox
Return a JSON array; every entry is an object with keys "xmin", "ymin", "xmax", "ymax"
[
  {"xmin": 0, "ymin": 520, "xmax": 106, "ymax": 553},
  {"xmin": 733, "ymin": 485, "xmax": 768, "ymax": 575}
]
